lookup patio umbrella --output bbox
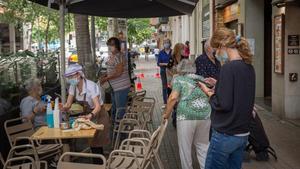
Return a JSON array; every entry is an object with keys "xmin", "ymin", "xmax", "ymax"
[
  {"xmin": 29, "ymin": 0, "xmax": 200, "ymax": 103},
  {"xmin": 31, "ymin": 0, "xmax": 199, "ymax": 17}
]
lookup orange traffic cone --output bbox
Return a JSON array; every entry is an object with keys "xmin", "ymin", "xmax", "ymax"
[
  {"xmin": 155, "ymin": 67, "xmax": 160, "ymax": 78},
  {"xmin": 136, "ymin": 77, "xmax": 143, "ymax": 91}
]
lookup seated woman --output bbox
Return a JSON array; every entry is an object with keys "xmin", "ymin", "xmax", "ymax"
[
  {"xmin": 163, "ymin": 59, "xmax": 211, "ymax": 169},
  {"xmin": 62, "ymin": 64, "xmax": 110, "ymax": 161},
  {"xmin": 20, "ymin": 78, "xmax": 46, "ymax": 128}
]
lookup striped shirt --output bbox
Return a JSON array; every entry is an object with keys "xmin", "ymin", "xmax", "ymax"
[{"xmin": 106, "ymin": 52, "xmax": 131, "ymax": 92}]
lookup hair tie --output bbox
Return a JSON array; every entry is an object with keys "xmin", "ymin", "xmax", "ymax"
[{"xmin": 236, "ymin": 35, "xmax": 241, "ymax": 43}]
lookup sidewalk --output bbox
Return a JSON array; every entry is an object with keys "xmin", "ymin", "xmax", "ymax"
[{"xmin": 134, "ymin": 55, "xmax": 300, "ymax": 169}]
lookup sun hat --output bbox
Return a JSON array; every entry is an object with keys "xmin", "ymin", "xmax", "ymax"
[{"xmin": 64, "ymin": 64, "xmax": 83, "ymax": 77}]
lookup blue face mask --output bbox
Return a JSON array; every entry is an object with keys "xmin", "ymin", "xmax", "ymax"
[
  {"xmin": 68, "ymin": 78, "xmax": 79, "ymax": 86},
  {"xmin": 164, "ymin": 43, "xmax": 171, "ymax": 49},
  {"xmin": 216, "ymin": 50, "xmax": 229, "ymax": 64}
]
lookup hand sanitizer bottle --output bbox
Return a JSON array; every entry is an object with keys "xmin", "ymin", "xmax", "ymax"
[{"xmin": 46, "ymin": 95, "xmax": 54, "ymax": 128}]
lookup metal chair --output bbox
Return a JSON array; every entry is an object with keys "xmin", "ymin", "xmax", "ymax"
[
  {"xmin": 107, "ymin": 126, "xmax": 162, "ymax": 169},
  {"xmin": 5, "ymin": 145, "xmax": 48, "ymax": 169},
  {"xmin": 119, "ymin": 120, "xmax": 168, "ymax": 169},
  {"xmin": 3, "ymin": 156, "xmax": 37, "ymax": 169},
  {"xmin": 4, "ymin": 117, "xmax": 63, "ymax": 161},
  {"xmin": 113, "ymin": 118, "xmax": 141, "ymax": 150},
  {"xmin": 108, "ymin": 120, "xmax": 168, "ymax": 169},
  {"xmin": 57, "ymin": 152, "xmax": 106, "ymax": 169}
]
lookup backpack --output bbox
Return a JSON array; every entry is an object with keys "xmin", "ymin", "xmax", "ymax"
[{"xmin": 245, "ymin": 109, "xmax": 278, "ymax": 161}]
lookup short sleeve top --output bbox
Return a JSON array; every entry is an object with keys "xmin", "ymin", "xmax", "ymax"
[
  {"xmin": 69, "ymin": 79, "xmax": 103, "ymax": 109},
  {"xmin": 172, "ymin": 74, "xmax": 211, "ymax": 121},
  {"xmin": 20, "ymin": 96, "xmax": 46, "ymax": 127}
]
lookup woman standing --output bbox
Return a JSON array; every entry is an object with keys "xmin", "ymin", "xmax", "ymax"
[
  {"xmin": 101, "ymin": 37, "xmax": 131, "ymax": 122},
  {"xmin": 166, "ymin": 43, "xmax": 184, "ymax": 127},
  {"xmin": 167, "ymin": 43, "xmax": 184, "ymax": 84},
  {"xmin": 157, "ymin": 39, "xmax": 172, "ymax": 107},
  {"xmin": 62, "ymin": 64, "xmax": 110, "ymax": 161},
  {"xmin": 163, "ymin": 59, "xmax": 211, "ymax": 169},
  {"xmin": 198, "ymin": 28, "xmax": 256, "ymax": 169}
]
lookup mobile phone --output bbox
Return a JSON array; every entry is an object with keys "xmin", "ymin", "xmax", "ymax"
[{"xmin": 196, "ymin": 79, "xmax": 214, "ymax": 89}]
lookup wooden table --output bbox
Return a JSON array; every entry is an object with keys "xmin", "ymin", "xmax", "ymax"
[
  {"xmin": 103, "ymin": 103, "xmax": 112, "ymax": 112},
  {"xmin": 31, "ymin": 126, "xmax": 96, "ymax": 140}
]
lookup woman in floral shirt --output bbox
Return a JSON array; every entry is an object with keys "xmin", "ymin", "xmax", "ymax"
[{"xmin": 163, "ymin": 59, "xmax": 211, "ymax": 169}]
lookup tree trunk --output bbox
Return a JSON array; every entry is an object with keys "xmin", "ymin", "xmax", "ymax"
[
  {"xmin": 9, "ymin": 24, "xmax": 16, "ymax": 54},
  {"xmin": 28, "ymin": 21, "xmax": 33, "ymax": 50},
  {"xmin": 45, "ymin": 15, "xmax": 50, "ymax": 54},
  {"xmin": 90, "ymin": 16, "xmax": 96, "ymax": 61},
  {"xmin": 74, "ymin": 14, "xmax": 95, "ymax": 79}
]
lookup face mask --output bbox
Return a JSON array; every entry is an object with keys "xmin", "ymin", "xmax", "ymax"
[
  {"xmin": 108, "ymin": 46, "xmax": 116, "ymax": 52},
  {"xmin": 216, "ymin": 49, "xmax": 229, "ymax": 64},
  {"xmin": 68, "ymin": 78, "xmax": 79, "ymax": 86},
  {"xmin": 164, "ymin": 43, "xmax": 171, "ymax": 49}
]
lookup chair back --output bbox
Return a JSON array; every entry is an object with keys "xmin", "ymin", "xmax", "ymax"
[
  {"xmin": 57, "ymin": 152, "xmax": 106, "ymax": 169},
  {"xmin": 4, "ymin": 118, "xmax": 34, "ymax": 147},
  {"xmin": 3, "ymin": 156, "xmax": 37, "ymax": 169},
  {"xmin": 155, "ymin": 119, "xmax": 168, "ymax": 153},
  {"xmin": 140, "ymin": 126, "xmax": 161, "ymax": 168},
  {"xmin": 7, "ymin": 145, "xmax": 39, "ymax": 161}
]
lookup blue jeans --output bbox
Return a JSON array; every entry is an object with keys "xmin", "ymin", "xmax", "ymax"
[
  {"xmin": 205, "ymin": 130, "xmax": 248, "ymax": 169},
  {"xmin": 111, "ymin": 87, "xmax": 130, "ymax": 123},
  {"xmin": 160, "ymin": 70, "xmax": 168, "ymax": 104}
]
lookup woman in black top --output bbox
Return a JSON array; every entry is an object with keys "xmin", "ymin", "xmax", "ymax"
[{"xmin": 198, "ymin": 28, "xmax": 256, "ymax": 169}]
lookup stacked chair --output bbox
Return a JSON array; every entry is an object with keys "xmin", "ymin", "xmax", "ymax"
[
  {"xmin": 107, "ymin": 120, "xmax": 168, "ymax": 169},
  {"xmin": 108, "ymin": 90, "xmax": 167, "ymax": 169}
]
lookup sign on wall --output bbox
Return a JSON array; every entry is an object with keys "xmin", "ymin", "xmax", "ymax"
[
  {"xmin": 288, "ymin": 35, "xmax": 299, "ymax": 46},
  {"xmin": 274, "ymin": 14, "xmax": 285, "ymax": 74}
]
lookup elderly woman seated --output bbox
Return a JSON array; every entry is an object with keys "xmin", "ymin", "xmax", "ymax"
[
  {"xmin": 20, "ymin": 78, "xmax": 46, "ymax": 128},
  {"xmin": 163, "ymin": 59, "xmax": 211, "ymax": 169}
]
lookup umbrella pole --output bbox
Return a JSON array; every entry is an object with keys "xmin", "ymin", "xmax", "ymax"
[{"xmin": 59, "ymin": 0, "xmax": 66, "ymax": 103}]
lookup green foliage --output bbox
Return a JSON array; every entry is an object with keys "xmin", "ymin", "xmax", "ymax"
[
  {"xmin": 95, "ymin": 17, "xmax": 108, "ymax": 32},
  {"xmin": 0, "ymin": 0, "xmax": 75, "ymax": 47},
  {"xmin": 127, "ymin": 18, "xmax": 154, "ymax": 45}
]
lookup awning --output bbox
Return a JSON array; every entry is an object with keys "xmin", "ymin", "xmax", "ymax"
[{"xmin": 30, "ymin": 0, "xmax": 200, "ymax": 18}]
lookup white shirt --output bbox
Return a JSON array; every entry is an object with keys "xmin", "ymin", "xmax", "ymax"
[{"xmin": 69, "ymin": 79, "xmax": 103, "ymax": 109}]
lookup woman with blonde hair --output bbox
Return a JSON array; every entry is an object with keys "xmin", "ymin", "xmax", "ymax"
[
  {"xmin": 166, "ymin": 43, "xmax": 184, "ymax": 127},
  {"xmin": 198, "ymin": 28, "xmax": 256, "ymax": 169}
]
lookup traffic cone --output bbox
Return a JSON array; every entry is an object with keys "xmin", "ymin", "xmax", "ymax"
[
  {"xmin": 136, "ymin": 77, "xmax": 143, "ymax": 91},
  {"xmin": 155, "ymin": 67, "xmax": 160, "ymax": 78}
]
